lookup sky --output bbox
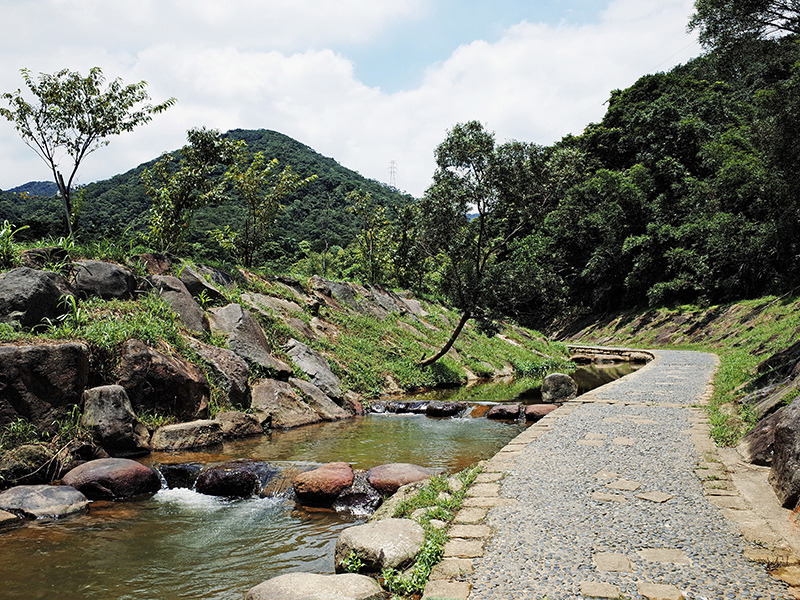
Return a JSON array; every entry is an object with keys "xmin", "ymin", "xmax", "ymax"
[{"xmin": 0, "ymin": 0, "xmax": 702, "ymax": 198}]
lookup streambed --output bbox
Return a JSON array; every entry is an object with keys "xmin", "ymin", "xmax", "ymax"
[{"xmin": 0, "ymin": 363, "xmax": 638, "ymax": 600}]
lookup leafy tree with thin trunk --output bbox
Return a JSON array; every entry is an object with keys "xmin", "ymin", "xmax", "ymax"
[
  {"xmin": 0, "ymin": 67, "xmax": 175, "ymax": 237},
  {"xmin": 689, "ymin": 0, "xmax": 800, "ymax": 50}
]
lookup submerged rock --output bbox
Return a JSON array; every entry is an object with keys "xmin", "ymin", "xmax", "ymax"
[
  {"xmin": 245, "ymin": 572, "xmax": 384, "ymax": 600},
  {"xmin": 61, "ymin": 458, "xmax": 160, "ymax": 500},
  {"xmin": 195, "ymin": 460, "xmax": 278, "ymax": 498},
  {"xmin": 158, "ymin": 462, "xmax": 203, "ymax": 490},
  {"xmin": 334, "ymin": 518, "xmax": 425, "ymax": 573},
  {"xmin": 426, "ymin": 401, "xmax": 467, "ymax": 417},
  {"xmin": 0, "ymin": 484, "xmax": 89, "ymax": 519}
]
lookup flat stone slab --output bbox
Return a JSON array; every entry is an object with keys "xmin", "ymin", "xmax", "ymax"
[
  {"xmin": 0, "ymin": 509, "xmax": 20, "ymax": 526},
  {"xmin": 707, "ymin": 495, "xmax": 748, "ymax": 510},
  {"xmin": 577, "ymin": 440, "xmax": 605, "ymax": 447},
  {"xmin": 429, "ymin": 558, "xmax": 473, "ymax": 580},
  {"xmin": 462, "ymin": 497, "xmax": 516, "ymax": 508},
  {"xmin": 613, "ymin": 437, "xmax": 636, "ymax": 446},
  {"xmin": 606, "ymin": 479, "xmax": 641, "ymax": 491},
  {"xmin": 443, "ymin": 538, "xmax": 484, "ymax": 558},
  {"xmin": 591, "ymin": 491, "xmax": 627, "ymax": 503},
  {"xmin": 602, "ymin": 417, "xmax": 625, "ymax": 424},
  {"xmin": 637, "ymin": 582, "xmax": 685, "ymax": 600},
  {"xmin": 585, "ymin": 433, "xmax": 607, "ymax": 440},
  {"xmin": 637, "ymin": 548, "xmax": 690, "ymax": 564},
  {"xmin": 772, "ymin": 565, "xmax": 800, "ymax": 586},
  {"xmin": 422, "ymin": 579, "xmax": 471, "ymax": 600},
  {"xmin": 593, "ymin": 551, "xmax": 633, "ymax": 572},
  {"xmin": 448, "ymin": 524, "xmax": 491, "ymax": 538},
  {"xmin": 579, "ymin": 581, "xmax": 621, "ymax": 598},
  {"xmin": 466, "ymin": 483, "xmax": 500, "ymax": 497},
  {"xmin": 636, "ymin": 491, "xmax": 674, "ymax": 503},
  {"xmin": 473, "ymin": 473, "xmax": 502, "ymax": 483},
  {"xmin": 454, "ymin": 508, "xmax": 488, "ymax": 523},
  {"xmin": 593, "ymin": 470, "xmax": 620, "ymax": 479}
]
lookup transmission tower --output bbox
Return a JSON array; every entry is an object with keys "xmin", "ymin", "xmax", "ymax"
[{"xmin": 388, "ymin": 160, "xmax": 397, "ymax": 189}]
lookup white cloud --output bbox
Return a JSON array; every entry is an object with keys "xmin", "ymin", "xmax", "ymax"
[{"xmin": 0, "ymin": 0, "xmax": 701, "ymax": 198}]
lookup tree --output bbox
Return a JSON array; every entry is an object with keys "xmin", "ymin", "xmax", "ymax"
[
  {"xmin": 210, "ymin": 151, "xmax": 317, "ymax": 267},
  {"xmin": 347, "ymin": 190, "xmax": 395, "ymax": 285},
  {"xmin": 0, "ymin": 67, "xmax": 175, "ymax": 237},
  {"xmin": 144, "ymin": 128, "xmax": 242, "ymax": 253},
  {"xmin": 416, "ymin": 121, "xmax": 545, "ymax": 366},
  {"xmin": 689, "ymin": 0, "xmax": 800, "ymax": 51}
]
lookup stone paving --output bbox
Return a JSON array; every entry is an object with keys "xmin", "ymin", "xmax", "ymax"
[{"xmin": 424, "ymin": 350, "xmax": 800, "ymax": 600}]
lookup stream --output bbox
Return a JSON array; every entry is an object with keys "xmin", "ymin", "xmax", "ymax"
[{"xmin": 0, "ymin": 363, "xmax": 639, "ymax": 600}]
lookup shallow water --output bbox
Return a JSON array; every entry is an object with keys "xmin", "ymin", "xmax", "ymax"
[{"xmin": 0, "ymin": 364, "xmax": 637, "ymax": 600}]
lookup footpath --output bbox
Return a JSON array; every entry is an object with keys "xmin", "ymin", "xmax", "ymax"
[{"xmin": 424, "ymin": 350, "xmax": 800, "ymax": 600}]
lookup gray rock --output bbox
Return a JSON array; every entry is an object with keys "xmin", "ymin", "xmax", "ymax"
[
  {"xmin": 195, "ymin": 460, "xmax": 277, "ymax": 498},
  {"xmin": 116, "ymin": 339, "xmax": 209, "ymax": 421},
  {"xmin": 178, "ymin": 265, "xmax": 226, "ymax": 302},
  {"xmin": 334, "ymin": 518, "xmax": 425, "ymax": 573},
  {"xmin": 150, "ymin": 275, "xmax": 209, "ymax": 335},
  {"xmin": 243, "ymin": 292, "xmax": 304, "ymax": 316},
  {"xmin": 0, "ymin": 444, "xmax": 59, "ymax": 486},
  {"xmin": 285, "ymin": 339, "xmax": 342, "ymax": 401},
  {"xmin": 244, "ymin": 572, "xmax": 384, "ymax": 600},
  {"xmin": 0, "ymin": 484, "xmax": 89, "ymax": 519},
  {"xmin": 770, "ymin": 398, "xmax": 800, "ymax": 507},
  {"xmin": 290, "ymin": 378, "xmax": 350, "ymax": 421},
  {"xmin": 128, "ymin": 253, "xmax": 173, "ymax": 275},
  {"xmin": 72, "ymin": 260, "xmax": 136, "ymax": 300},
  {"xmin": 0, "ymin": 342, "xmax": 89, "ymax": 428},
  {"xmin": 208, "ymin": 304, "xmax": 292, "ymax": 378},
  {"xmin": 81, "ymin": 385, "xmax": 151, "ymax": 457},
  {"xmin": 214, "ymin": 411, "xmax": 263, "ymax": 438},
  {"xmin": 738, "ymin": 406, "xmax": 784, "ymax": 466},
  {"xmin": 541, "ymin": 372, "xmax": 578, "ymax": 402},
  {"xmin": 61, "ymin": 457, "xmax": 161, "ymax": 500},
  {"xmin": 150, "ymin": 420, "xmax": 223, "ymax": 451},
  {"xmin": 186, "ymin": 337, "xmax": 251, "ymax": 409},
  {"xmin": 20, "ymin": 247, "xmax": 70, "ymax": 270},
  {"xmin": 0, "ymin": 267, "xmax": 73, "ymax": 329},
  {"xmin": 251, "ymin": 379, "xmax": 321, "ymax": 429}
]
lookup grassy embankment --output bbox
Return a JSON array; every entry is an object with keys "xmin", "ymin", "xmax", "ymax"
[
  {"xmin": 0, "ymin": 239, "xmax": 573, "ymax": 451},
  {"xmin": 561, "ymin": 294, "xmax": 800, "ymax": 446}
]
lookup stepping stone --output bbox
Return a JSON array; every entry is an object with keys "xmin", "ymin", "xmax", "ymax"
[
  {"xmin": 636, "ymin": 491, "xmax": 674, "ymax": 503},
  {"xmin": 629, "ymin": 418, "xmax": 657, "ymax": 425},
  {"xmin": 602, "ymin": 417, "xmax": 624, "ymax": 424},
  {"xmin": 577, "ymin": 440, "xmax": 605, "ymax": 447},
  {"xmin": 606, "ymin": 479, "xmax": 641, "ymax": 491},
  {"xmin": 443, "ymin": 538, "xmax": 484, "ymax": 558},
  {"xmin": 585, "ymin": 433, "xmax": 607, "ymax": 440},
  {"xmin": 613, "ymin": 437, "xmax": 635, "ymax": 446},
  {"xmin": 637, "ymin": 582, "xmax": 685, "ymax": 600},
  {"xmin": 579, "ymin": 581, "xmax": 622, "ymax": 598},
  {"xmin": 462, "ymin": 497, "xmax": 517, "ymax": 508},
  {"xmin": 454, "ymin": 508, "xmax": 488, "ymax": 523},
  {"xmin": 637, "ymin": 548, "xmax": 690, "ymax": 565},
  {"xmin": 591, "ymin": 491, "xmax": 627, "ymax": 503},
  {"xmin": 448, "ymin": 524, "xmax": 491, "ymax": 538},
  {"xmin": 429, "ymin": 558, "xmax": 473, "ymax": 580},
  {"xmin": 771, "ymin": 565, "xmax": 800, "ymax": 586},
  {"xmin": 466, "ymin": 483, "xmax": 500, "ymax": 497},
  {"xmin": 474, "ymin": 473, "xmax": 502, "ymax": 483},
  {"xmin": 593, "ymin": 552, "xmax": 633, "ymax": 572},
  {"xmin": 593, "ymin": 470, "xmax": 620, "ymax": 480},
  {"xmin": 422, "ymin": 580, "xmax": 470, "ymax": 600}
]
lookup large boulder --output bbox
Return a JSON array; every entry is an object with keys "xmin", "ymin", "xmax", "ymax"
[
  {"xmin": 195, "ymin": 460, "xmax": 278, "ymax": 498},
  {"xmin": 290, "ymin": 378, "xmax": 350, "ymax": 421},
  {"xmin": 334, "ymin": 518, "xmax": 425, "ymax": 573},
  {"xmin": 208, "ymin": 304, "xmax": 292, "ymax": 378},
  {"xmin": 0, "ymin": 342, "xmax": 89, "ymax": 428},
  {"xmin": 0, "ymin": 267, "xmax": 73, "ymax": 329},
  {"xmin": 738, "ymin": 407, "xmax": 784, "ymax": 466},
  {"xmin": 186, "ymin": 338, "xmax": 250, "ymax": 409},
  {"xmin": 284, "ymin": 339, "xmax": 342, "ymax": 401},
  {"xmin": 150, "ymin": 275, "xmax": 209, "ymax": 335},
  {"xmin": 0, "ymin": 484, "xmax": 89, "ymax": 519},
  {"xmin": 251, "ymin": 379, "xmax": 321, "ymax": 429},
  {"xmin": 244, "ymin": 572, "xmax": 384, "ymax": 600},
  {"xmin": 178, "ymin": 265, "xmax": 227, "ymax": 303},
  {"xmin": 770, "ymin": 398, "xmax": 800, "ymax": 507},
  {"xmin": 367, "ymin": 463, "xmax": 438, "ymax": 496},
  {"xmin": 81, "ymin": 385, "xmax": 150, "ymax": 457},
  {"xmin": 541, "ymin": 372, "xmax": 578, "ymax": 402},
  {"xmin": 116, "ymin": 340, "xmax": 209, "ymax": 421},
  {"xmin": 20, "ymin": 246, "xmax": 70, "ymax": 270},
  {"xmin": 486, "ymin": 404, "xmax": 521, "ymax": 420},
  {"xmin": 157, "ymin": 462, "xmax": 203, "ymax": 489},
  {"xmin": 72, "ymin": 260, "xmax": 136, "ymax": 300},
  {"xmin": 150, "ymin": 420, "xmax": 223, "ymax": 451},
  {"xmin": 293, "ymin": 462, "xmax": 354, "ymax": 507},
  {"xmin": 214, "ymin": 411, "xmax": 263, "ymax": 438},
  {"xmin": 0, "ymin": 444, "xmax": 59, "ymax": 487},
  {"xmin": 61, "ymin": 458, "xmax": 161, "ymax": 500}
]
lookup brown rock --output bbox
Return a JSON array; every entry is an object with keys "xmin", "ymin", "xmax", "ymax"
[
  {"xmin": 20, "ymin": 247, "xmax": 70, "ymax": 270},
  {"xmin": 485, "ymin": 404, "xmax": 521, "ymax": 420},
  {"xmin": 116, "ymin": 340, "xmax": 209, "ymax": 421},
  {"xmin": 525, "ymin": 404, "xmax": 559, "ymax": 421},
  {"xmin": 0, "ymin": 342, "xmax": 89, "ymax": 428},
  {"xmin": 293, "ymin": 462, "xmax": 354, "ymax": 507},
  {"xmin": 251, "ymin": 379, "xmax": 321, "ymax": 429},
  {"xmin": 61, "ymin": 457, "xmax": 160, "ymax": 500},
  {"xmin": 738, "ymin": 407, "xmax": 783, "ymax": 466},
  {"xmin": 129, "ymin": 253, "xmax": 172, "ymax": 275},
  {"xmin": 367, "ymin": 463, "xmax": 438, "ymax": 495},
  {"xmin": 770, "ymin": 398, "xmax": 800, "ymax": 507}
]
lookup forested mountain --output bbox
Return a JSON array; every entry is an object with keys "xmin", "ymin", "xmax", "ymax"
[{"xmin": 0, "ymin": 129, "xmax": 413, "ymax": 265}]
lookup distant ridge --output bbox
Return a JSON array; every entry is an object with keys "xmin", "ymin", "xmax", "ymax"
[{"xmin": 6, "ymin": 181, "xmax": 58, "ymax": 196}]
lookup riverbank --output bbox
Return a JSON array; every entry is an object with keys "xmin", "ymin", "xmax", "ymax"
[{"xmin": 430, "ymin": 349, "xmax": 798, "ymax": 599}]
